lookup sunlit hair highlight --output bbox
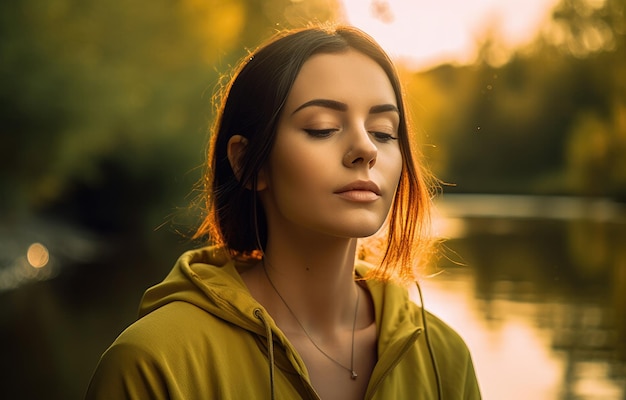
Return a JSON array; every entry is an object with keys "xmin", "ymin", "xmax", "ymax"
[{"xmin": 193, "ymin": 23, "xmax": 437, "ymax": 285}]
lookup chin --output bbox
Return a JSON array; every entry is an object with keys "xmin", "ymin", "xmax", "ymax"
[{"xmin": 342, "ymin": 224, "xmax": 385, "ymax": 239}]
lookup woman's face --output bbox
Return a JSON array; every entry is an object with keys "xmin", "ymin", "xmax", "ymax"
[{"xmin": 258, "ymin": 49, "xmax": 403, "ymax": 240}]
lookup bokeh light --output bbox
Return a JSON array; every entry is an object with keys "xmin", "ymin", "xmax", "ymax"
[{"xmin": 27, "ymin": 243, "xmax": 49, "ymax": 269}]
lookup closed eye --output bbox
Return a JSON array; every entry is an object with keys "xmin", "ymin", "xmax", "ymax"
[
  {"xmin": 370, "ymin": 131, "xmax": 398, "ymax": 142},
  {"xmin": 304, "ymin": 128, "xmax": 339, "ymax": 138}
]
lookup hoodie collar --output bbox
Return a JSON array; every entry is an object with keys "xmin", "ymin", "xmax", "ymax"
[{"xmin": 140, "ymin": 246, "xmax": 424, "ymax": 335}]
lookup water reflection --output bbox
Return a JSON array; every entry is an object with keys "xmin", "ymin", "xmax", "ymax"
[
  {"xmin": 420, "ymin": 195, "xmax": 626, "ymax": 399},
  {"xmin": 0, "ymin": 196, "xmax": 624, "ymax": 399}
]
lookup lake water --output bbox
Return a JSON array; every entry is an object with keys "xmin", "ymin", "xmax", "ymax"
[
  {"xmin": 420, "ymin": 195, "xmax": 626, "ymax": 399},
  {"xmin": 0, "ymin": 195, "xmax": 624, "ymax": 399}
]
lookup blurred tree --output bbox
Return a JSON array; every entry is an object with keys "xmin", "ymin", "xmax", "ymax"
[
  {"xmin": 547, "ymin": 0, "xmax": 623, "ymax": 57},
  {"xmin": 553, "ymin": 0, "xmax": 626, "ymax": 198},
  {"xmin": 0, "ymin": 0, "xmax": 339, "ymax": 233},
  {"xmin": 408, "ymin": 0, "xmax": 625, "ymax": 198}
]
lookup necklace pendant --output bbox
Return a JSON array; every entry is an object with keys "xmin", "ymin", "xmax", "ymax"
[{"xmin": 351, "ymin": 370, "xmax": 358, "ymax": 380}]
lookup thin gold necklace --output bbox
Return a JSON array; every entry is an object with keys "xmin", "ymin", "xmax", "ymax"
[{"xmin": 262, "ymin": 261, "xmax": 360, "ymax": 380}]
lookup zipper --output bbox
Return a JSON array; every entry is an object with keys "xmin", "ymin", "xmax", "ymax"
[{"xmin": 365, "ymin": 328, "xmax": 423, "ymax": 399}]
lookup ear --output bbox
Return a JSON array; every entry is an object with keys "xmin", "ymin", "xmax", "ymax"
[
  {"xmin": 227, "ymin": 135, "xmax": 248, "ymax": 181},
  {"xmin": 227, "ymin": 135, "xmax": 267, "ymax": 191}
]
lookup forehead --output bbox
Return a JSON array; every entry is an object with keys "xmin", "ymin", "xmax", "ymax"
[{"xmin": 283, "ymin": 50, "xmax": 397, "ymax": 111}]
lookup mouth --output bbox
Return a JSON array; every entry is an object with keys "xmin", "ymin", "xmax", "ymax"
[{"xmin": 334, "ymin": 180, "xmax": 382, "ymax": 202}]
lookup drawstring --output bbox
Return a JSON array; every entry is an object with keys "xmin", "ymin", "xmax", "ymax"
[
  {"xmin": 254, "ymin": 285, "xmax": 441, "ymax": 400},
  {"xmin": 254, "ymin": 308, "xmax": 276, "ymax": 400},
  {"xmin": 415, "ymin": 281, "xmax": 443, "ymax": 400}
]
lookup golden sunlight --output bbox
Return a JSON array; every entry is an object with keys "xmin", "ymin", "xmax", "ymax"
[
  {"xmin": 339, "ymin": 0, "xmax": 561, "ymax": 69},
  {"xmin": 415, "ymin": 276, "xmax": 565, "ymax": 399}
]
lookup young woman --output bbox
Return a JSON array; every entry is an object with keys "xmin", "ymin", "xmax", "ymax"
[{"xmin": 86, "ymin": 25, "xmax": 481, "ymax": 400}]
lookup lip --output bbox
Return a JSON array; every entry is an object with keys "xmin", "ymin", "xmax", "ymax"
[
  {"xmin": 335, "ymin": 180, "xmax": 381, "ymax": 195},
  {"xmin": 334, "ymin": 180, "xmax": 381, "ymax": 202}
]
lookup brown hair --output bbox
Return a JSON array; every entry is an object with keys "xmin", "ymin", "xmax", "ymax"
[{"xmin": 194, "ymin": 24, "xmax": 436, "ymax": 284}]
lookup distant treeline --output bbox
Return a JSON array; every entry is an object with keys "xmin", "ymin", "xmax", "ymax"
[
  {"xmin": 408, "ymin": 0, "xmax": 625, "ymax": 199},
  {"xmin": 1, "ymin": 0, "xmax": 623, "ymax": 236},
  {"xmin": 0, "ymin": 0, "xmax": 337, "ymax": 232}
]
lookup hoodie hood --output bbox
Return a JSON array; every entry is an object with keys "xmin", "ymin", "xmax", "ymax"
[
  {"xmin": 139, "ymin": 246, "xmax": 424, "ymax": 346},
  {"xmin": 87, "ymin": 246, "xmax": 479, "ymax": 399},
  {"xmin": 139, "ymin": 246, "xmax": 264, "ymax": 333}
]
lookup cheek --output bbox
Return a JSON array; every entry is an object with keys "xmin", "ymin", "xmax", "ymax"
[
  {"xmin": 380, "ymin": 147, "xmax": 403, "ymax": 185},
  {"xmin": 266, "ymin": 139, "xmax": 325, "ymax": 198}
]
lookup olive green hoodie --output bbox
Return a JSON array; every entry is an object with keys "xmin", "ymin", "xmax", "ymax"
[{"xmin": 86, "ymin": 246, "xmax": 480, "ymax": 399}]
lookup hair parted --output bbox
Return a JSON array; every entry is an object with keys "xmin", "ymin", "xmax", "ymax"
[{"xmin": 193, "ymin": 23, "xmax": 437, "ymax": 285}]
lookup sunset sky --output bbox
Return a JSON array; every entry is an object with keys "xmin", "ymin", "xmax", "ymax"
[{"xmin": 339, "ymin": 0, "xmax": 562, "ymax": 69}]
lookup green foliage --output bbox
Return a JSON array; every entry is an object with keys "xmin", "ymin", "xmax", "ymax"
[
  {"xmin": 2, "ymin": 0, "xmax": 623, "ymax": 238},
  {"xmin": 410, "ymin": 0, "xmax": 625, "ymax": 199},
  {"xmin": 0, "ymin": 0, "xmax": 338, "ymax": 230}
]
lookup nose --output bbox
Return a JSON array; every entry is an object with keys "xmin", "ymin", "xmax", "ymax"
[{"xmin": 343, "ymin": 128, "xmax": 378, "ymax": 169}]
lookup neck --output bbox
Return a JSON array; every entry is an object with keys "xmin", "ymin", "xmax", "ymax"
[{"xmin": 260, "ymin": 235, "xmax": 360, "ymax": 332}]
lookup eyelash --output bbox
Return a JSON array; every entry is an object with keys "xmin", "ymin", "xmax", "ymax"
[
  {"xmin": 371, "ymin": 132, "xmax": 398, "ymax": 142},
  {"xmin": 304, "ymin": 129, "xmax": 398, "ymax": 143},
  {"xmin": 304, "ymin": 128, "xmax": 337, "ymax": 138}
]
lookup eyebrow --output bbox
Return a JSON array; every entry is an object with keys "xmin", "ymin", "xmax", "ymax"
[
  {"xmin": 369, "ymin": 104, "xmax": 400, "ymax": 114},
  {"xmin": 292, "ymin": 99, "xmax": 399, "ymax": 115}
]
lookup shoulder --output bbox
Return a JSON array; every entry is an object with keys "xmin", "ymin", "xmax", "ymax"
[
  {"xmin": 86, "ymin": 302, "xmax": 245, "ymax": 399},
  {"xmin": 363, "ymin": 277, "xmax": 482, "ymax": 399},
  {"xmin": 93, "ymin": 301, "xmax": 236, "ymax": 378},
  {"xmin": 423, "ymin": 310, "xmax": 471, "ymax": 356},
  {"xmin": 109, "ymin": 300, "xmax": 238, "ymax": 357},
  {"xmin": 421, "ymin": 311, "xmax": 482, "ymax": 399},
  {"xmin": 92, "ymin": 302, "xmax": 212, "ymax": 373}
]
